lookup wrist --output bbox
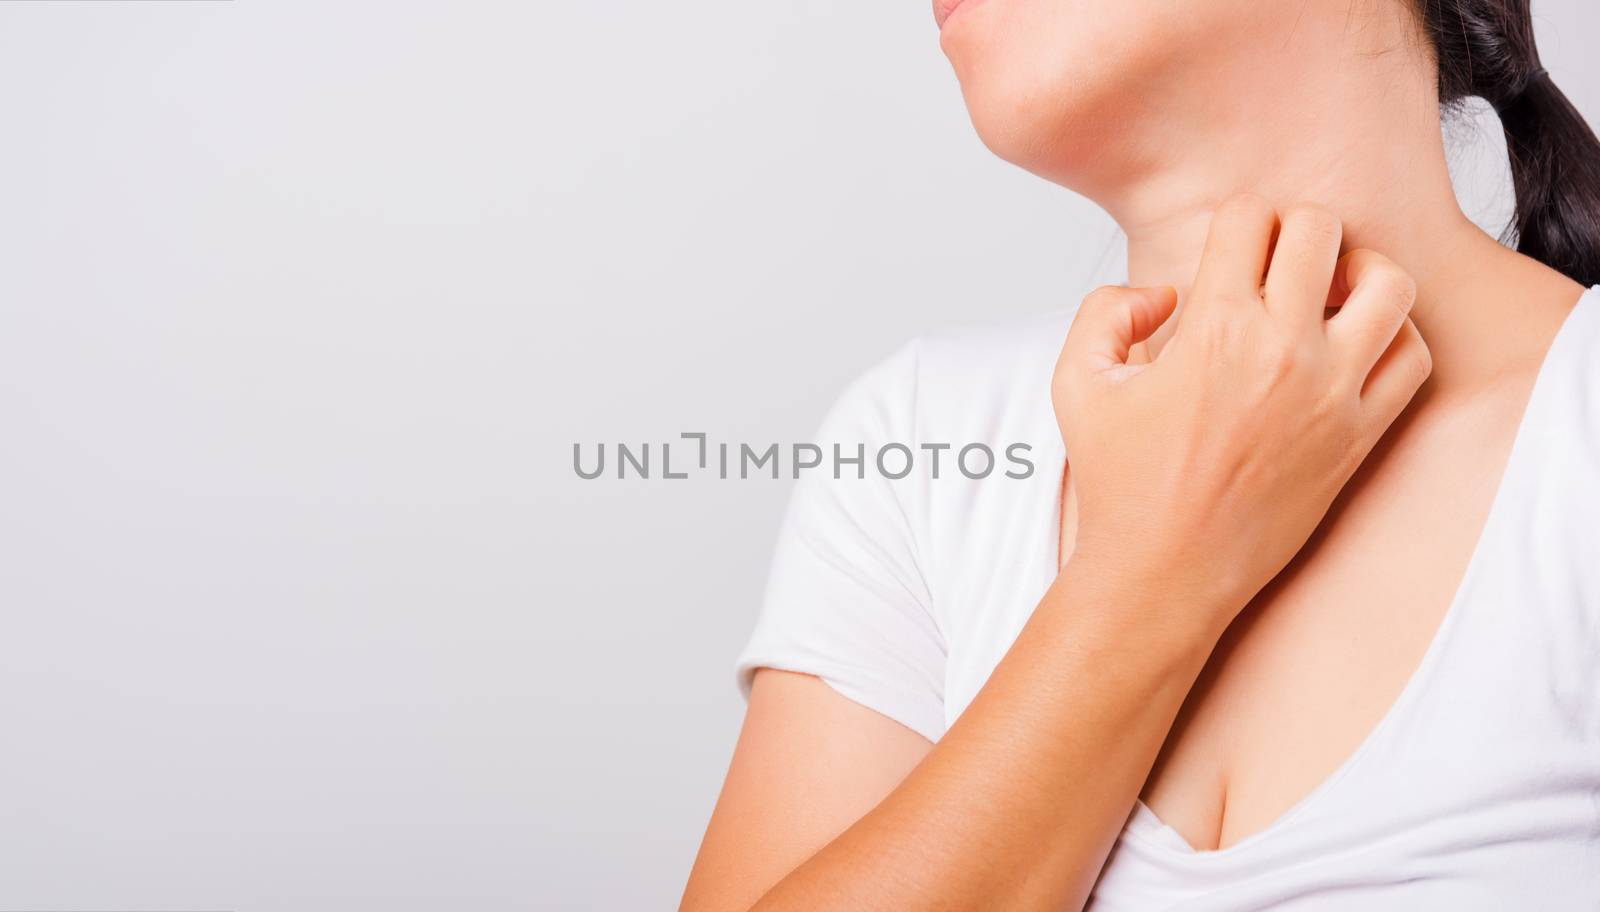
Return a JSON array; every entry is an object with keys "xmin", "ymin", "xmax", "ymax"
[{"xmin": 1053, "ymin": 540, "xmax": 1240, "ymax": 656}]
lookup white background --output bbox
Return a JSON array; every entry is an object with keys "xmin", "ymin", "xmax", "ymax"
[{"xmin": 1, "ymin": 1, "xmax": 1595, "ymax": 909}]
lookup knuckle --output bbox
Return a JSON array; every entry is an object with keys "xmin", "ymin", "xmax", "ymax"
[
  {"xmin": 1258, "ymin": 329, "xmax": 1303, "ymax": 376},
  {"xmin": 1218, "ymin": 192, "xmax": 1275, "ymax": 224},
  {"xmin": 1282, "ymin": 204, "xmax": 1342, "ymax": 246},
  {"xmin": 1210, "ymin": 287, "xmax": 1259, "ymax": 311},
  {"xmin": 1082, "ymin": 285, "xmax": 1124, "ymax": 310},
  {"xmin": 1349, "ymin": 251, "xmax": 1418, "ymax": 314},
  {"xmin": 1328, "ymin": 367, "xmax": 1365, "ymax": 405},
  {"xmin": 1339, "ymin": 428, "xmax": 1371, "ymax": 473},
  {"xmin": 1315, "ymin": 387, "xmax": 1351, "ymax": 422},
  {"xmin": 1406, "ymin": 338, "xmax": 1434, "ymax": 386},
  {"xmin": 1382, "ymin": 269, "xmax": 1419, "ymax": 312},
  {"xmin": 1329, "ymin": 398, "xmax": 1370, "ymax": 451},
  {"xmin": 1295, "ymin": 334, "xmax": 1325, "ymax": 368},
  {"xmin": 1333, "ymin": 247, "xmax": 1367, "ymax": 282}
]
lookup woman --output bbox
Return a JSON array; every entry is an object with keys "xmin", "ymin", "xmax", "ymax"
[{"xmin": 684, "ymin": 0, "xmax": 1599, "ymax": 908}]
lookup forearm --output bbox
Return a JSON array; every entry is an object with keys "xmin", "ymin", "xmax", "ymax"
[{"xmin": 751, "ymin": 554, "xmax": 1230, "ymax": 911}]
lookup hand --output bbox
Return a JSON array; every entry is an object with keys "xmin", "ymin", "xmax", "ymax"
[{"xmin": 1052, "ymin": 194, "xmax": 1430, "ymax": 621}]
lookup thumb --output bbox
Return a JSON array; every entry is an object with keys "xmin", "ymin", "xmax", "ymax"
[{"xmin": 1063, "ymin": 285, "xmax": 1178, "ymax": 373}]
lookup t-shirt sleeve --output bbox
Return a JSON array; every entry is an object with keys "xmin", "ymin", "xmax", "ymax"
[{"xmin": 735, "ymin": 340, "xmax": 947, "ymax": 742}]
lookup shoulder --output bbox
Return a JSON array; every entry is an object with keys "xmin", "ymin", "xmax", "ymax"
[
  {"xmin": 794, "ymin": 307, "xmax": 1075, "ymax": 606},
  {"xmin": 1568, "ymin": 288, "xmax": 1600, "ymax": 394},
  {"xmin": 821, "ymin": 307, "xmax": 1078, "ymax": 448},
  {"xmin": 743, "ymin": 307, "xmax": 1081, "ymax": 734},
  {"xmin": 1537, "ymin": 287, "xmax": 1600, "ymax": 437}
]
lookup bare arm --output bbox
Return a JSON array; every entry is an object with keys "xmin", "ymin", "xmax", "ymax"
[
  {"xmin": 687, "ymin": 557, "xmax": 1226, "ymax": 911},
  {"xmin": 680, "ymin": 670, "xmax": 933, "ymax": 911},
  {"xmin": 684, "ymin": 198, "xmax": 1432, "ymax": 912}
]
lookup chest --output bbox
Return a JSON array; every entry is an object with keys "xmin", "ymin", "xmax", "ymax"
[{"xmin": 1063, "ymin": 394, "xmax": 1526, "ymax": 853}]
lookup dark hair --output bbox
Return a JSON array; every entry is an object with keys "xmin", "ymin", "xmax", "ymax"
[{"xmin": 1420, "ymin": 0, "xmax": 1600, "ymax": 285}]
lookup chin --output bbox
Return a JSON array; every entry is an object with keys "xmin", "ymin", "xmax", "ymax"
[
  {"xmin": 944, "ymin": 59, "xmax": 1097, "ymax": 186},
  {"xmin": 936, "ymin": 0, "xmax": 1218, "ymax": 192}
]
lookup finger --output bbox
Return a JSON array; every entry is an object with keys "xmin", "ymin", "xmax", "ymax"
[
  {"xmin": 1263, "ymin": 203, "xmax": 1342, "ymax": 324},
  {"xmin": 1063, "ymin": 285, "xmax": 1179, "ymax": 374},
  {"xmin": 1326, "ymin": 248, "xmax": 1417, "ymax": 384},
  {"xmin": 1360, "ymin": 316, "xmax": 1432, "ymax": 431},
  {"xmin": 1189, "ymin": 193, "xmax": 1279, "ymax": 312}
]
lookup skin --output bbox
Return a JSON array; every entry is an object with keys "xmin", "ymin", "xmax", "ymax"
[{"xmin": 684, "ymin": 0, "xmax": 1588, "ymax": 908}]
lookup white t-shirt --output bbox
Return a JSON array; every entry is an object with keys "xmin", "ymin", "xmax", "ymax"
[{"xmin": 736, "ymin": 289, "xmax": 1600, "ymax": 909}]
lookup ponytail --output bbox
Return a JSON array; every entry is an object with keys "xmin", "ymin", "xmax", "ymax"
[{"xmin": 1421, "ymin": 0, "xmax": 1600, "ymax": 286}]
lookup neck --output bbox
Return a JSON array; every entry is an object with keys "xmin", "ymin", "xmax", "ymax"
[
  {"xmin": 1112, "ymin": 146, "xmax": 1491, "ymax": 372},
  {"xmin": 1070, "ymin": 17, "xmax": 1580, "ymax": 388},
  {"xmin": 1110, "ymin": 161, "xmax": 1574, "ymax": 389}
]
